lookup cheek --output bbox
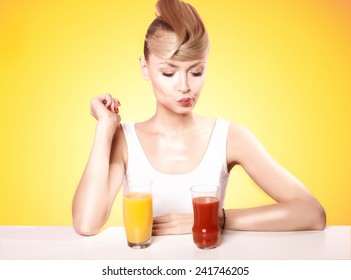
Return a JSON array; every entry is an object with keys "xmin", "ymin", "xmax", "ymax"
[
  {"xmin": 192, "ymin": 77, "xmax": 206, "ymax": 93},
  {"xmin": 150, "ymin": 76, "xmax": 173, "ymax": 96}
]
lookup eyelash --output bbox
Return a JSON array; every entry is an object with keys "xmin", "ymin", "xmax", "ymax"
[
  {"xmin": 162, "ymin": 72, "xmax": 203, "ymax": 78},
  {"xmin": 192, "ymin": 72, "xmax": 203, "ymax": 77}
]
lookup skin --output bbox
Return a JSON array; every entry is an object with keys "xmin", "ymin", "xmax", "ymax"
[{"xmin": 72, "ymin": 45, "xmax": 326, "ymax": 236}]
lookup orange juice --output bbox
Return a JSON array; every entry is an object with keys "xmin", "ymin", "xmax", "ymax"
[{"xmin": 123, "ymin": 192, "xmax": 152, "ymax": 245}]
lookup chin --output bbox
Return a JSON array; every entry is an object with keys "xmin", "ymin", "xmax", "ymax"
[{"xmin": 176, "ymin": 106, "xmax": 195, "ymax": 115}]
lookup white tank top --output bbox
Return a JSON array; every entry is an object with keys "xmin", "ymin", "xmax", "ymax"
[{"xmin": 121, "ymin": 119, "xmax": 230, "ymax": 217}]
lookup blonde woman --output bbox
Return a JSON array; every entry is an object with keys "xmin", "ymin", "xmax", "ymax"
[{"xmin": 72, "ymin": 0, "xmax": 326, "ymax": 236}]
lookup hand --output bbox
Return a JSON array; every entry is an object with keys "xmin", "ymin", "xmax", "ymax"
[
  {"xmin": 152, "ymin": 213, "xmax": 193, "ymax": 235},
  {"xmin": 90, "ymin": 93, "xmax": 121, "ymax": 128}
]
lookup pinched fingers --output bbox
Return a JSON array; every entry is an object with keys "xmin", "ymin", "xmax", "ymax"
[
  {"xmin": 98, "ymin": 93, "xmax": 113, "ymax": 107},
  {"xmin": 90, "ymin": 94, "xmax": 121, "ymax": 119},
  {"xmin": 112, "ymin": 98, "xmax": 121, "ymax": 113},
  {"xmin": 92, "ymin": 94, "xmax": 120, "ymax": 111}
]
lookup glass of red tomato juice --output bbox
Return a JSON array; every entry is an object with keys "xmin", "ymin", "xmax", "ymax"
[{"xmin": 190, "ymin": 185, "xmax": 221, "ymax": 249}]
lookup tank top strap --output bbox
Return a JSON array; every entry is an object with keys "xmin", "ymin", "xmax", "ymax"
[
  {"xmin": 201, "ymin": 118, "xmax": 231, "ymax": 174},
  {"xmin": 121, "ymin": 122, "xmax": 137, "ymax": 147},
  {"xmin": 121, "ymin": 120, "xmax": 231, "ymax": 215},
  {"xmin": 121, "ymin": 122, "xmax": 153, "ymax": 177}
]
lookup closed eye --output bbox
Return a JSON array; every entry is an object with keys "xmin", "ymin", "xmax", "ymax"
[
  {"xmin": 192, "ymin": 72, "xmax": 203, "ymax": 77},
  {"xmin": 162, "ymin": 73, "xmax": 175, "ymax": 78},
  {"xmin": 162, "ymin": 72, "xmax": 203, "ymax": 78}
]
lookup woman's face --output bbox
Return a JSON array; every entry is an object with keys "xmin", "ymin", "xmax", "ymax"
[{"xmin": 140, "ymin": 51, "xmax": 208, "ymax": 115}]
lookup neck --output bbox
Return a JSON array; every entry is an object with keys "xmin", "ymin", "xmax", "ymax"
[{"xmin": 149, "ymin": 108, "xmax": 198, "ymax": 136}]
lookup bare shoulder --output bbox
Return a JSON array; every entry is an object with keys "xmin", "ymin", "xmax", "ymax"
[
  {"xmin": 227, "ymin": 122, "xmax": 266, "ymax": 168},
  {"xmin": 227, "ymin": 122, "xmax": 257, "ymax": 148},
  {"xmin": 227, "ymin": 122, "xmax": 250, "ymax": 137}
]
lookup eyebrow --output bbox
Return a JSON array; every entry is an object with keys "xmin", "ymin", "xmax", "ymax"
[{"xmin": 158, "ymin": 61, "xmax": 205, "ymax": 69}]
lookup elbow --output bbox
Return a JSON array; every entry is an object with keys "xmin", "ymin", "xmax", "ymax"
[
  {"xmin": 72, "ymin": 216, "xmax": 101, "ymax": 236},
  {"xmin": 72, "ymin": 203, "xmax": 107, "ymax": 236},
  {"xmin": 313, "ymin": 206, "xmax": 326, "ymax": 230},
  {"xmin": 308, "ymin": 201, "xmax": 327, "ymax": 231},
  {"xmin": 72, "ymin": 211, "xmax": 102, "ymax": 236}
]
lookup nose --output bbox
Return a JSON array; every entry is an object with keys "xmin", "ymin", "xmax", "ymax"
[{"xmin": 178, "ymin": 73, "xmax": 190, "ymax": 93}]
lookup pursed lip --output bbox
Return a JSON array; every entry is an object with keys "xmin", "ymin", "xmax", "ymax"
[
  {"xmin": 177, "ymin": 97, "xmax": 194, "ymax": 107},
  {"xmin": 178, "ymin": 97, "xmax": 192, "ymax": 102}
]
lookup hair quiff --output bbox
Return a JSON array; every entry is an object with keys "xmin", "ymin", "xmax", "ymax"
[{"xmin": 144, "ymin": 0, "xmax": 209, "ymax": 61}]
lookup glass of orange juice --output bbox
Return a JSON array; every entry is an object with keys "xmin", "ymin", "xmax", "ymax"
[{"xmin": 123, "ymin": 179, "xmax": 153, "ymax": 249}]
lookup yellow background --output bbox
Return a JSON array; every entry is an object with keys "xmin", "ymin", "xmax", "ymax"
[{"xmin": 1, "ymin": 0, "xmax": 350, "ymax": 227}]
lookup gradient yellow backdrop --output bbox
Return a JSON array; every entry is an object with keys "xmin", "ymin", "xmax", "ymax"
[{"xmin": 1, "ymin": 0, "xmax": 350, "ymax": 228}]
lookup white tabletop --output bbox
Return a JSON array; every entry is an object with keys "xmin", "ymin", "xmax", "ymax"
[{"xmin": 0, "ymin": 226, "xmax": 349, "ymax": 260}]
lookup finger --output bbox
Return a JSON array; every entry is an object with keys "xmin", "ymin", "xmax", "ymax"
[
  {"xmin": 90, "ymin": 98, "xmax": 102, "ymax": 117},
  {"xmin": 113, "ymin": 98, "xmax": 121, "ymax": 106},
  {"xmin": 113, "ymin": 98, "xmax": 121, "ymax": 113},
  {"xmin": 96, "ymin": 93, "xmax": 110, "ymax": 102},
  {"xmin": 111, "ymin": 99, "xmax": 117, "ymax": 113},
  {"xmin": 153, "ymin": 225, "xmax": 192, "ymax": 235},
  {"xmin": 91, "ymin": 97, "xmax": 108, "ymax": 112},
  {"xmin": 97, "ymin": 93, "xmax": 113, "ymax": 108},
  {"xmin": 105, "ymin": 95, "xmax": 113, "ymax": 109},
  {"xmin": 153, "ymin": 215, "xmax": 172, "ymax": 224},
  {"xmin": 152, "ymin": 227, "xmax": 176, "ymax": 236},
  {"xmin": 152, "ymin": 222, "xmax": 172, "ymax": 229}
]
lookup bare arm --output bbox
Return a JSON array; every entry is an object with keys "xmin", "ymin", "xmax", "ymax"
[
  {"xmin": 225, "ymin": 123, "xmax": 326, "ymax": 231},
  {"xmin": 72, "ymin": 94, "xmax": 126, "ymax": 236},
  {"xmin": 152, "ymin": 122, "xmax": 326, "ymax": 236}
]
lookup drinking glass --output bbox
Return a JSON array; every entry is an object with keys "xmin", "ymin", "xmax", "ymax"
[
  {"xmin": 123, "ymin": 179, "xmax": 153, "ymax": 249},
  {"xmin": 190, "ymin": 185, "xmax": 221, "ymax": 249}
]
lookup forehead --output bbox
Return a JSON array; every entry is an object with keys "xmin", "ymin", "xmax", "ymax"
[{"xmin": 149, "ymin": 53, "xmax": 208, "ymax": 68}]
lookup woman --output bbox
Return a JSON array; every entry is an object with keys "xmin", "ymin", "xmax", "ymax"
[{"xmin": 72, "ymin": 0, "xmax": 326, "ymax": 236}]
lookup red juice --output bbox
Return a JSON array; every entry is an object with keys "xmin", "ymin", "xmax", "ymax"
[{"xmin": 192, "ymin": 196, "xmax": 220, "ymax": 249}]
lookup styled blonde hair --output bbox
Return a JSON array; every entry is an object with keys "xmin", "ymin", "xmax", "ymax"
[{"xmin": 144, "ymin": 0, "xmax": 209, "ymax": 61}]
